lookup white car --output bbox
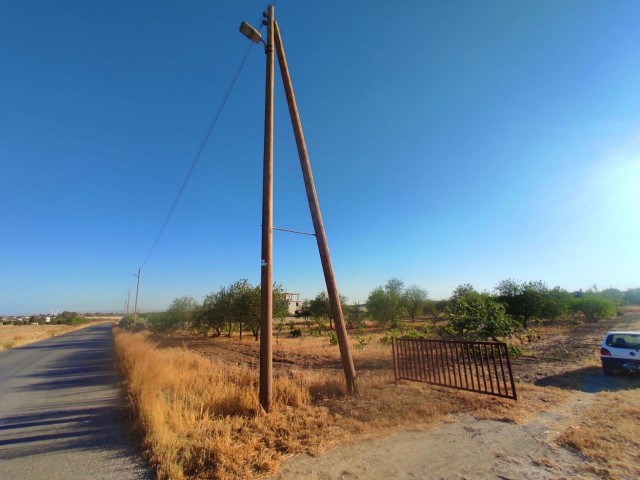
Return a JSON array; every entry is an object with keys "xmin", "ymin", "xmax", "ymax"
[{"xmin": 600, "ymin": 331, "xmax": 640, "ymax": 375}]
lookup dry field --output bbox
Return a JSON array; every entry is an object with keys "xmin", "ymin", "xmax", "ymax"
[
  {"xmin": 114, "ymin": 322, "xmax": 588, "ymax": 480},
  {"xmin": 114, "ymin": 310, "xmax": 640, "ymax": 479},
  {"xmin": 0, "ymin": 320, "xmax": 110, "ymax": 349}
]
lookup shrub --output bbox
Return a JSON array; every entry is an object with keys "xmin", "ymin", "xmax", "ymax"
[{"xmin": 571, "ymin": 293, "xmax": 617, "ymax": 322}]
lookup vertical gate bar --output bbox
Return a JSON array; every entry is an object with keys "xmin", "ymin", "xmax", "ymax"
[
  {"xmin": 404, "ymin": 340, "xmax": 410, "ymax": 380},
  {"xmin": 435, "ymin": 341, "xmax": 443, "ymax": 385},
  {"xmin": 409, "ymin": 340, "xmax": 415, "ymax": 381},
  {"xmin": 439, "ymin": 341, "xmax": 448, "ymax": 386},
  {"xmin": 453, "ymin": 342, "xmax": 463, "ymax": 388},
  {"xmin": 444, "ymin": 342, "xmax": 453, "ymax": 387},
  {"xmin": 487, "ymin": 344, "xmax": 498, "ymax": 395},
  {"xmin": 466, "ymin": 343, "xmax": 476, "ymax": 391},
  {"xmin": 410, "ymin": 340, "xmax": 417, "ymax": 381},
  {"xmin": 448, "ymin": 342, "xmax": 458, "ymax": 387},
  {"xmin": 474, "ymin": 344, "xmax": 482, "ymax": 392},
  {"xmin": 497, "ymin": 344, "xmax": 509, "ymax": 396},
  {"xmin": 417, "ymin": 341, "xmax": 422, "ymax": 381},
  {"xmin": 406, "ymin": 340, "xmax": 412, "ymax": 380},
  {"xmin": 403, "ymin": 340, "xmax": 409, "ymax": 380},
  {"xmin": 484, "ymin": 344, "xmax": 496, "ymax": 393},
  {"xmin": 400, "ymin": 340, "xmax": 406, "ymax": 380},
  {"xmin": 392, "ymin": 337, "xmax": 398, "ymax": 385},
  {"xmin": 504, "ymin": 342, "xmax": 517, "ymax": 400},
  {"xmin": 460, "ymin": 342, "xmax": 470, "ymax": 389},
  {"xmin": 397, "ymin": 339, "xmax": 402, "ymax": 380},
  {"xmin": 491, "ymin": 344, "xmax": 503, "ymax": 396},
  {"xmin": 417, "ymin": 341, "xmax": 422, "ymax": 382},
  {"xmin": 478, "ymin": 344, "xmax": 489, "ymax": 393},
  {"xmin": 453, "ymin": 342, "xmax": 461, "ymax": 388},
  {"xmin": 444, "ymin": 341, "xmax": 454, "ymax": 387},
  {"xmin": 427, "ymin": 340, "xmax": 435, "ymax": 383}
]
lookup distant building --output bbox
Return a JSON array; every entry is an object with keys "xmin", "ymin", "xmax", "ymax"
[{"xmin": 283, "ymin": 292, "xmax": 302, "ymax": 315}]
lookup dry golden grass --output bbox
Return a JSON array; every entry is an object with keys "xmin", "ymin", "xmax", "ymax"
[
  {"xmin": 557, "ymin": 390, "xmax": 640, "ymax": 480},
  {"xmin": 114, "ymin": 328, "xmax": 571, "ymax": 480},
  {"xmin": 0, "ymin": 322, "xmax": 104, "ymax": 349}
]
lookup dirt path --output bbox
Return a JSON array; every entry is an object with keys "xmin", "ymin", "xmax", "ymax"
[
  {"xmin": 270, "ymin": 396, "xmax": 591, "ymax": 480},
  {"xmin": 270, "ymin": 313, "xmax": 640, "ymax": 480}
]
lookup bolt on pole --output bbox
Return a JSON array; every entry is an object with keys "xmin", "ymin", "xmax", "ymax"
[
  {"xmin": 259, "ymin": 4, "xmax": 275, "ymax": 413},
  {"xmin": 273, "ymin": 21, "xmax": 357, "ymax": 394}
]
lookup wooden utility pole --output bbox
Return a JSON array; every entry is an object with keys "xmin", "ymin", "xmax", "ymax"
[
  {"xmin": 274, "ymin": 22, "xmax": 357, "ymax": 393},
  {"xmin": 259, "ymin": 4, "xmax": 275, "ymax": 413},
  {"xmin": 133, "ymin": 269, "xmax": 141, "ymax": 326}
]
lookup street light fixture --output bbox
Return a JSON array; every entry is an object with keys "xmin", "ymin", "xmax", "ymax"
[{"xmin": 239, "ymin": 21, "xmax": 263, "ymax": 45}]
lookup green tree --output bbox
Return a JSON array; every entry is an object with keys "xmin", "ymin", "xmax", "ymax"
[
  {"xmin": 167, "ymin": 296, "xmax": 200, "ymax": 330},
  {"xmin": 402, "ymin": 285, "xmax": 428, "ymax": 322},
  {"xmin": 308, "ymin": 291, "xmax": 347, "ymax": 330},
  {"xmin": 571, "ymin": 293, "xmax": 617, "ymax": 322},
  {"xmin": 346, "ymin": 303, "xmax": 365, "ymax": 329},
  {"xmin": 443, "ymin": 292, "xmax": 518, "ymax": 341},
  {"xmin": 495, "ymin": 279, "xmax": 549, "ymax": 329},
  {"xmin": 227, "ymin": 279, "xmax": 255, "ymax": 340},
  {"xmin": 366, "ymin": 278, "xmax": 406, "ymax": 327},
  {"xmin": 601, "ymin": 288, "xmax": 624, "ymax": 306},
  {"xmin": 146, "ymin": 311, "xmax": 175, "ymax": 333},
  {"xmin": 195, "ymin": 287, "xmax": 232, "ymax": 337},
  {"xmin": 624, "ymin": 288, "xmax": 640, "ymax": 306},
  {"xmin": 541, "ymin": 287, "xmax": 573, "ymax": 320},
  {"xmin": 451, "ymin": 284, "xmax": 477, "ymax": 301}
]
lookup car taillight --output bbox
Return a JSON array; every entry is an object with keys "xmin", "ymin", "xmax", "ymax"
[{"xmin": 600, "ymin": 347, "xmax": 611, "ymax": 356}]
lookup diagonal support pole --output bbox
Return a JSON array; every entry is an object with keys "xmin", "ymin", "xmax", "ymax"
[{"xmin": 274, "ymin": 21, "xmax": 357, "ymax": 394}]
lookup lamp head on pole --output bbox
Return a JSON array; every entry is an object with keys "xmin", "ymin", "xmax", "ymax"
[{"xmin": 239, "ymin": 21, "xmax": 262, "ymax": 44}]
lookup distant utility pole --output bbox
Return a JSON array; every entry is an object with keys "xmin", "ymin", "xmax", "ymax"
[
  {"xmin": 239, "ymin": 5, "xmax": 357, "ymax": 412},
  {"xmin": 133, "ymin": 269, "xmax": 141, "ymax": 325}
]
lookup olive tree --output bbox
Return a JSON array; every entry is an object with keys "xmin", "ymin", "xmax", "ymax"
[
  {"xmin": 402, "ymin": 285, "xmax": 428, "ymax": 322},
  {"xmin": 366, "ymin": 278, "xmax": 406, "ymax": 327}
]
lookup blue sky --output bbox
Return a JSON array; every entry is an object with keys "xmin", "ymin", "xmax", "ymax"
[{"xmin": 1, "ymin": 1, "xmax": 639, "ymax": 315}]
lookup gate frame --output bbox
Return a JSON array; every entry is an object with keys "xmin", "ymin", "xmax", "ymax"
[{"xmin": 392, "ymin": 337, "xmax": 517, "ymax": 400}]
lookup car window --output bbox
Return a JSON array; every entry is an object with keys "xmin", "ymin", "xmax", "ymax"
[{"xmin": 606, "ymin": 334, "xmax": 640, "ymax": 349}]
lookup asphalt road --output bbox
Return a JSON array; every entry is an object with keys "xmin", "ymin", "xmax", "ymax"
[{"xmin": 0, "ymin": 323, "xmax": 152, "ymax": 479}]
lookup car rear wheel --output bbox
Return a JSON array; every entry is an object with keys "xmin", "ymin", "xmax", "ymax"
[{"xmin": 602, "ymin": 366, "xmax": 615, "ymax": 376}]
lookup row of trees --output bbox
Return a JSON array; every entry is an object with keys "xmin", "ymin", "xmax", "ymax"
[
  {"xmin": 359, "ymin": 279, "xmax": 634, "ymax": 342},
  {"xmin": 132, "ymin": 280, "xmax": 289, "ymax": 339},
  {"xmin": 123, "ymin": 277, "xmax": 638, "ymax": 343}
]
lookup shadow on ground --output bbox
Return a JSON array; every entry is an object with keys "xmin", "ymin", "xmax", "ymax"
[{"xmin": 535, "ymin": 365, "xmax": 640, "ymax": 393}]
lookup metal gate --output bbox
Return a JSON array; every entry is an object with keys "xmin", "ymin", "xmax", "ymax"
[{"xmin": 392, "ymin": 338, "xmax": 517, "ymax": 400}]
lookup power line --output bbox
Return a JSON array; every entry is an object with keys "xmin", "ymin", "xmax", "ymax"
[{"xmin": 139, "ymin": 42, "xmax": 255, "ymax": 270}]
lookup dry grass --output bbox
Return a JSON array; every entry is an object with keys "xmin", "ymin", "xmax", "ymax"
[
  {"xmin": 0, "ymin": 322, "xmax": 104, "ymax": 349},
  {"xmin": 557, "ymin": 389, "xmax": 640, "ymax": 480},
  {"xmin": 114, "ymin": 328, "xmax": 570, "ymax": 480}
]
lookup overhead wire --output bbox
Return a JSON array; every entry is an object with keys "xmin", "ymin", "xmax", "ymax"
[
  {"xmin": 139, "ymin": 41, "xmax": 256, "ymax": 270},
  {"xmin": 138, "ymin": 4, "xmax": 278, "ymax": 271}
]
